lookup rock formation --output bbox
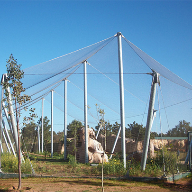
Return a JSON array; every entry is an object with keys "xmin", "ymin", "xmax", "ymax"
[{"xmin": 76, "ymin": 128, "xmax": 108, "ymax": 163}]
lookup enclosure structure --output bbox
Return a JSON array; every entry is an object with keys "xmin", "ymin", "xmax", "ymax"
[{"xmin": 0, "ymin": 32, "xmax": 192, "ymax": 171}]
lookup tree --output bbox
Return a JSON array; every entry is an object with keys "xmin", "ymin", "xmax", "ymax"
[
  {"xmin": 127, "ymin": 121, "xmax": 146, "ymax": 141},
  {"xmin": 166, "ymin": 120, "xmax": 192, "ymax": 137},
  {"xmin": 150, "ymin": 131, "xmax": 158, "ymax": 139},
  {"xmin": 21, "ymin": 122, "xmax": 37, "ymax": 152},
  {"xmin": 37, "ymin": 116, "xmax": 51, "ymax": 148},
  {"xmin": 54, "ymin": 131, "xmax": 64, "ymax": 143},
  {"xmin": 2, "ymin": 54, "xmax": 31, "ymax": 190},
  {"xmin": 105, "ymin": 121, "xmax": 113, "ymax": 136},
  {"xmin": 67, "ymin": 120, "xmax": 82, "ymax": 161},
  {"xmin": 111, "ymin": 121, "xmax": 120, "ymax": 136},
  {"xmin": 126, "ymin": 121, "xmax": 159, "ymax": 141}
]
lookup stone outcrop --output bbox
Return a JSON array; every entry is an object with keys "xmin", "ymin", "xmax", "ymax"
[
  {"xmin": 76, "ymin": 128, "xmax": 108, "ymax": 163},
  {"xmin": 43, "ymin": 129, "xmax": 187, "ymax": 164}
]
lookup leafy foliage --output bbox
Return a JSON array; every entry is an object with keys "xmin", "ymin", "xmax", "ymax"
[
  {"xmin": 21, "ymin": 121, "xmax": 37, "ymax": 152},
  {"xmin": 37, "ymin": 116, "xmax": 51, "ymax": 145},
  {"xmin": 1, "ymin": 153, "xmax": 32, "ymax": 174},
  {"xmin": 126, "ymin": 121, "xmax": 146, "ymax": 141},
  {"xmin": 67, "ymin": 120, "xmax": 82, "ymax": 138},
  {"xmin": 166, "ymin": 120, "xmax": 192, "ymax": 137},
  {"xmin": 67, "ymin": 120, "xmax": 82, "ymax": 160},
  {"xmin": 2, "ymin": 54, "xmax": 30, "ymax": 109},
  {"xmin": 2, "ymin": 54, "xmax": 33, "ymax": 189},
  {"xmin": 155, "ymin": 146, "xmax": 178, "ymax": 174}
]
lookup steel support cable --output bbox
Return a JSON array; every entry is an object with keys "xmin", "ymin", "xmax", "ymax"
[
  {"xmin": 17, "ymin": 65, "xmax": 82, "ymax": 112},
  {"xmin": 46, "ymin": 92, "xmax": 99, "ymax": 125},
  {"xmin": 43, "ymin": 96, "xmax": 86, "ymax": 125},
  {"xmin": 87, "ymin": 107, "xmax": 99, "ymax": 124},
  {"xmin": 2, "ymin": 92, "xmax": 50, "ymax": 123},
  {"xmin": 18, "ymin": 83, "xmax": 60, "ymax": 112},
  {"xmin": 24, "ymin": 35, "xmax": 116, "ymax": 90},
  {"xmin": 20, "ymin": 64, "xmax": 82, "ymax": 109},
  {"xmin": 162, "ymin": 97, "xmax": 192, "ymax": 110},
  {"xmin": 110, "ymin": 112, "xmax": 147, "ymax": 122},
  {"xmin": 24, "ymin": 64, "xmax": 81, "ymax": 90},
  {"xmin": 24, "ymin": 72, "xmax": 152, "ymax": 75},
  {"xmin": 129, "ymin": 87, "xmax": 150, "ymax": 162},
  {"xmin": 25, "ymin": 64, "xmax": 81, "ymax": 98},
  {"xmin": 89, "ymin": 63, "xmax": 147, "ymax": 104},
  {"xmin": 68, "ymin": 73, "xmax": 150, "ymax": 125},
  {"xmin": 159, "ymin": 82, "xmax": 170, "ymax": 132},
  {"xmin": 18, "ymin": 91, "xmax": 50, "ymax": 115},
  {"xmin": 8, "ymin": 79, "xmax": 63, "ymax": 114},
  {"xmin": 54, "ymin": 90, "xmax": 99, "ymax": 124},
  {"xmin": 50, "ymin": 101, "xmax": 84, "ymax": 124},
  {"xmin": 157, "ymin": 85, "xmax": 166, "ymax": 176},
  {"xmin": 25, "ymin": 35, "xmax": 116, "ymax": 72},
  {"xmin": 69, "ymin": 80, "xmax": 120, "ymax": 115},
  {"xmin": 54, "ymin": 91, "xmax": 83, "ymax": 111},
  {"xmin": 123, "ymin": 37, "xmax": 160, "ymax": 72},
  {"xmin": 123, "ymin": 37, "xmax": 192, "ymax": 91}
]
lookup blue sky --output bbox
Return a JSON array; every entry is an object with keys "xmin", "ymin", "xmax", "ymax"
[{"xmin": 1, "ymin": 0, "xmax": 192, "ymax": 134}]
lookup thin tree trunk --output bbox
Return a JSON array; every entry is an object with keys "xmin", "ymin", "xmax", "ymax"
[
  {"xmin": 74, "ymin": 127, "xmax": 76, "ymax": 163},
  {"xmin": 17, "ymin": 119, "xmax": 21, "ymax": 190},
  {"xmin": 104, "ymin": 123, "xmax": 106, "ymax": 151},
  {"xmin": 15, "ymin": 100, "xmax": 21, "ymax": 190}
]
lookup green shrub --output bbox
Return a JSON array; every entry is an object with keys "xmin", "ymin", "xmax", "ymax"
[
  {"xmin": 21, "ymin": 158, "xmax": 33, "ymax": 174},
  {"xmin": 43, "ymin": 151, "xmax": 50, "ymax": 159},
  {"xmin": 153, "ymin": 147, "xmax": 178, "ymax": 174},
  {"xmin": 1, "ymin": 153, "xmax": 18, "ymax": 173},
  {"xmin": 92, "ymin": 158, "xmax": 126, "ymax": 176},
  {"xmin": 67, "ymin": 154, "xmax": 77, "ymax": 167},
  {"xmin": 1, "ymin": 153, "xmax": 33, "ymax": 174}
]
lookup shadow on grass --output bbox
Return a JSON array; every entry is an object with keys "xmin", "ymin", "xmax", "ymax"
[
  {"xmin": 162, "ymin": 181, "xmax": 192, "ymax": 191},
  {"xmin": 47, "ymin": 178, "xmax": 127, "ymax": 187},
  {"xmin": 30, "ymin": 156, "xmax": 67, "ymax": 164},
  {"xmin": 144, "ymin": 178, "xmax": 192, "ymax": 192}
]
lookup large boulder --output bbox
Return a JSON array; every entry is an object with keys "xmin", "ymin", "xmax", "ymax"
[{"xmin": 76, "ymin": 128, "xmax": 108, "ymax": 163}]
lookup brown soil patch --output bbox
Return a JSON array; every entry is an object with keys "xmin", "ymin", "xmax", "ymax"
[{"xmin": 0, "ymin": 177, "xmax": 191, "ymax": 192}]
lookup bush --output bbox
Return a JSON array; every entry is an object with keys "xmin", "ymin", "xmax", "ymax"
[
  {"xmin": 154, "ymin": 147, "xmax": 178, "ymax": 174},
  {"xmin": 1, "ymin": 153, "xmax": 33, "ymax": 174},
  {"xmin": 67, "ymin": 154, "xmax": 77, "ymax": 167},
  {"xmin": 92, "ymin": 159, "xmax": 126, "ymax": 176}
]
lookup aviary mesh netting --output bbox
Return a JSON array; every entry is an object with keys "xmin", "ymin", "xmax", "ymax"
[
  {"xmin": 1, "ymin": 33, "xmax": 191, "ymax": 176},
  {"xmin": 19, "ymin": 34, "xmax": 192, "ymax": 132}
]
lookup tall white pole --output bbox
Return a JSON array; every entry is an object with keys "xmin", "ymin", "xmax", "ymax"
[
  {"xmin": 117, "ymin": 32, "xmax": 126, "ymax": 168},
  {"xmin": 2, "ymin": 128, "xmax": 10, "ymax": 153},
  {"xmin": 2, "ymin": 74, "xmax": 23, "ymax": 160},
  {"xmin": 41, "ymin": 98, "xmax": 44, "ymax": 153},
  {"xmin": 38, "ymin": 126, "xmax": 40, "ymax": 153},
  {"xmin": 109, "ymin": 126, "xmax": 121, "ymax": 159},
  {"xmin": 5, "ymin": 76, "xmax": 19, "ymax": 152},
  {"xmin": 141, "ymin": 72, "xmax": 159, "ymax": 170},
  {"xmin": 2, "ymin": 102, "xmax": 14, "ymax": 137},
  {"xmin": 0, "ymin": 140, "xmax": 3, "ymax": 153},
  {"xmin": 0, "ymin": 75, "xmax": 3, "ymax": 169},
  {"xmin": 84, "ymin": 60, "xmax": 88, "ymax": 163},
  {"xmin": 51, "ymin": 90, "xmax": 54, "ymax": 157},
  {"xmin": 64, "ymin": 79, "xmax": 68, "ymax": 160},
  {"xmin": 3, "ymin": 74, "xmax": 22, "ymax": 159},
  {"xmin": 2, "ymin": 119, "xmax": 16, "ymax": 156},
  {"xmin": 188, "ymin": 132, "xmax": 192, "ymax": 171}
]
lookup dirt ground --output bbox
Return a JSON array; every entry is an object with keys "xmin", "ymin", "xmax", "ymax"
[{"xmin": 0, "ymin": 176, "xmax": 191, "ymax": 192}]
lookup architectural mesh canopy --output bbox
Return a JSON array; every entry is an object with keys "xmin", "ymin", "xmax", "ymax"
[
  {"xmin": 123, "ymin": 37, "xmax": 192, "ymax": 90},
  {"xmin": 2, "ymin": 33, "xmax": 191, "ymax": 173},
  {"xmin": 13, "ymin": 33, "xmax": 192, "ymax": 135},
  {"xmin": 22, "ymin": 34, "xmax": 192, "ymax": 104},
  {"xmin": 23, "ymin": 36, "xmax": 116, "ymax": 89}
]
